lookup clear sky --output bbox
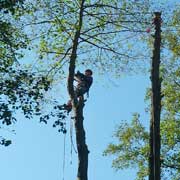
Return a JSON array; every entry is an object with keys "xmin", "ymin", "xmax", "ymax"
[{"xmin": 0, "ymin": 72, "xmax": 150, "ymax": 180}]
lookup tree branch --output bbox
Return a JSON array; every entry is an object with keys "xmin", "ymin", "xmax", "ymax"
[
  {"xmin": 162, "ymin": 161, "xmax": 180, "ymax": 170},
  {"xmin": 84, "ymin": 3, "xmax": 151, "ymax": 16},
  {"xmin": 79, "ymin": 37, "xmax": 132, "ymax": 58},
  {"xmin": 46, "ymin": 47, "xmax": 72, "ymax": 76},
  {"xmin": 85, "ymin": 10, "xmax": 149, "ymax": 25},
  {"xmin": 68, "ymin": 0, "xmax": 85, "ymax": 102}
]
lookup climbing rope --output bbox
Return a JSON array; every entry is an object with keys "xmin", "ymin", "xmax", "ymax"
[
  {"xmin": 62, "ymin": 124, "xmax": 66, "ymax": 180},
  {"xmin": 70, "ymin": 118, "xmax": 77, "ymax": 165}
]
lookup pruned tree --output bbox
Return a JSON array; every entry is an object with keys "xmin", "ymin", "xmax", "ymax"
[
  {"xmin": 104, "ymin": 6, "xmax": 180, "ymax": 179},
  {"xmin": 149, "ymin": 12, "xmax": 162, "ymax": 180}
]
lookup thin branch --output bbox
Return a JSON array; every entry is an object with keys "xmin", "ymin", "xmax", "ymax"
[
  {"xmin": 81, "ymin": 21, "xmax": 112, "ymax": 34},
  {"xmin": 79, "ymin": 37, "xmax": 132, "ymax": 58},
  {"xmin": 85, "ymin": 10, "xmax": 149, "ymax": 25},
  {"xmin": 81, "ymin": 33, "xmax": 114, "ymax": 50},
  {"xmin": 81, "ymin": 28, "xmax": 145, "ymax": 42},
  {"xmin": 81, "ymin": 21, "xmax": 143, "ymax": 36},
  {"xmin": 24, "ymin": 20, "xmax": 53, "ymax": 26},
  {"xmin": 46, "ymin": 47, "xmax": 72, "ymax": 76},
  {"xmin": 40, "ymin": 50, "xmax": 71, "ymax": 55},
  {"xmin": 174, "ymin": 80, "xmax": 180, "ymax": 87},
  {"xmin": 84, "ymin": 12, "xmax": 127, "ymax": 16},
  {"xmin": 162, "ymin": 161, "xmax": 180, "ymax": 170},
  {"xmin": 80, "ymin": 32, "xmax": 138, "ymax": 56},
  {"xmin": 54, "ymin": 16, "xmax": 74, "ymax": 41},
  {"xmin": 84, "ymin": 3, "xmax": 152, "ymax": 15},
  {"xmin": 84, "ymin": 3, "xmax": 129, "ymax": 11}
]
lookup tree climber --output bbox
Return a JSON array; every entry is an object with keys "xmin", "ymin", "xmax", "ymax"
[{"xmin": 64, "ymin": 69, "xmax": 93, "ymax": 112}]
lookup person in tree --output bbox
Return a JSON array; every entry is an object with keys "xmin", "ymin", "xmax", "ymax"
[{"xmin": 64, "ymin": 69, "xmax": 93, "ymax": 112}]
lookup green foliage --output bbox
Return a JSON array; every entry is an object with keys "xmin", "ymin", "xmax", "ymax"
[
  {"xmin": 160, "ymin": 117, "xmax": 180, "ymax": 180},
  {"xmin": 0, "ymin": 20, "xmax": 29, "ymax": 68},
  {"xmin": 104, "ymin": 112, "xmax": 180, "ymax": 179},
  {"xmin": 104, "ymin": 51, "xmax": 180, "ymax": 179},
  {"xmin": 160, "ymin": 52, "xmax": 180, "ymax": 179},
  {"xmin": 103, "ymin": 4, "xmax": 180, "ymax": 179},
  {"xmin": 0, "ymin": 67, "xmax": 51, "ymax": 123},
  {"xmin": 19, "ymin": 0, "xmax": 153, "ymax": 77},
  {"xmin": 0, "ymin": 1, "xmax": 53, "ymax": 146},
  {"xmin": 104, "ymin": 113, "xmax": 149, "ymax": 180},
  {"xmin": 0, "ymin": 0, "xmax": 24, "ymax": 14},
  {"xmin": 0, "ymin": 66, "xmax": 53, "ymax": 146},
  {"xmin": 165, "ymin": 8, "xmax": 180, "ymax": 57},
  {"xmin": 0, "ymin": 0, "xmax": 29, "ymax": 69},
  {"xmin": 40, "ymin": 104, "xmax": 70, "ymax": 134},
  {"xmin": 161, "ymin": 64, "xmax": 180, "ymax": 116}
]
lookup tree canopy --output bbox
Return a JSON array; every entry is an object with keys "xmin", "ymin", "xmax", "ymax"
[{"xmin": 0, "ymin": 0, "xmax": 51, "ymax": 146}]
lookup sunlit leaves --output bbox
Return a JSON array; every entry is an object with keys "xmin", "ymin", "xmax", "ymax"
[
  {"xmin": 104, "ymin": 113, "xmax": 149, "ymax": 179},
  {"xmin": 164, "ymin": 8, "xmax": 180, "ymax": 57},
  {"xmin": 104, "ymin": 66, "xmax": 180, "ymax": 179},
  {"xmin": 18, "ymin": 0, "xmax": 154, "ymax": 77},
  {"xmin": 104, "ymin": 111, "xmax": 180, "ymax": 179}
]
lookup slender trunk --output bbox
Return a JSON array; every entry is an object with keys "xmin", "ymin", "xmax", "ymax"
[
  {"xmin": 74, "ymin": 97, "xmax": 89, "ymax": 180},
  {"xmin": 149, "ymin": 12, "xmax": 162, "ymax": 180},
  {"xmin": 67, "ymin": 1, "xmax": 89, "ymax": 180}
]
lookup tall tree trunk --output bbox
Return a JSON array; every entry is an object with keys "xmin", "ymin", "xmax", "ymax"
[
  {"xmin": 67, "ymin": 1, "xmax": 89, "ymax": 180},
  {"xmin": 149, "ymin": 12, "xmax": 162, "ymax": 180},
  {"xmin": 74, "ymin": 97, "xmax": 89, "ymax": 180}
]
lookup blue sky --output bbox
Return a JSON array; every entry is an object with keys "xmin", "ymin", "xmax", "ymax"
[{"xmin": 0, "ymin": 73, "xmax": 150, "ymax": 180}]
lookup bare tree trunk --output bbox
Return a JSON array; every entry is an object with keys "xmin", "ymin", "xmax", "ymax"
[
  {"xmin": 74, "ymin": 97, "xmax": 89, "ymax": 180},
  {"xmin": 67, "ymin": 1, "xmax": 89, "ymax": 180},
  {"xmin": 149, "ymin": 12, "xmax": 162, "ymax": 180}
]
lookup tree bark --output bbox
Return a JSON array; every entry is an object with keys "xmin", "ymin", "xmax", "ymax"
[
  {"xmin": 149, "ymin": 12, "xmax": 162, "ymax": 180},
  {"xmin": 66, "ymin": 1, "xmax": 89, "ymax": 180},
  {"xmin": 74, "ymin": 97, "xmax": 89, "ymax": 180}
]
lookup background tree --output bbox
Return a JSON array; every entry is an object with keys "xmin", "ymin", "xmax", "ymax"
[
  {"xmin": 103, "ymin": 110, "xmax": 180, "ymax": 180},
  {"xmin": 0, "ymin": 0, "xmax": 51, "ymax": 146},
  {"xmin": 104, "ymin": 6, "xmax": 180, "ymax": 179}
]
